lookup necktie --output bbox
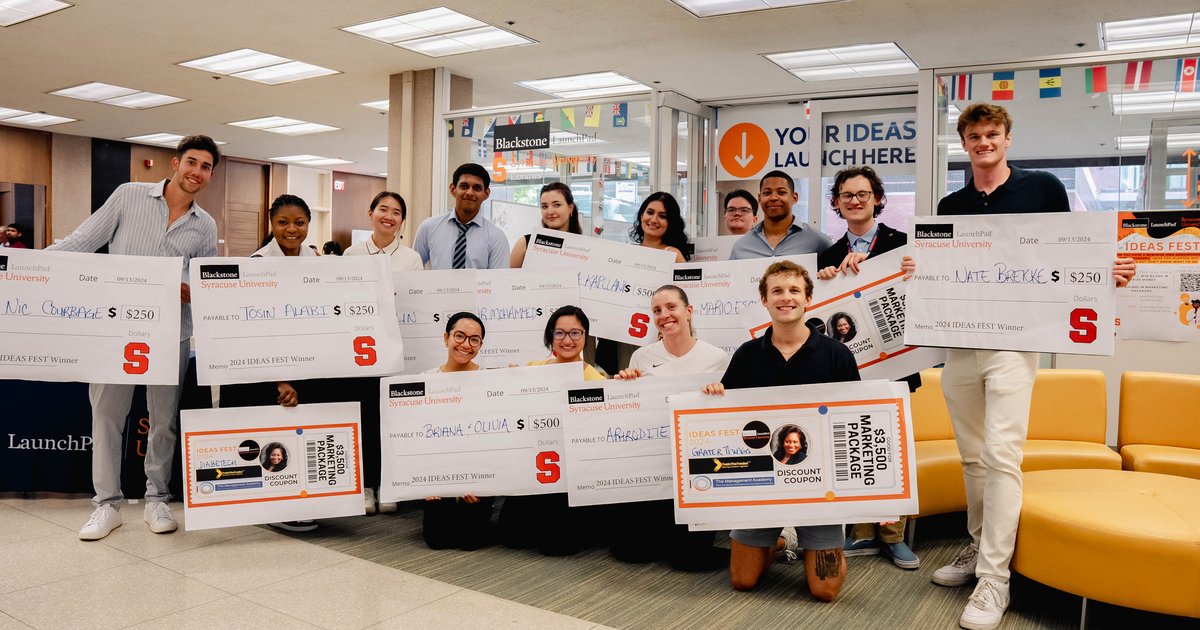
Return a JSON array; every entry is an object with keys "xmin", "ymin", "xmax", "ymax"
[{"xmin": 453, "ymin": 221, "xmax": 469, "ymax": 269}]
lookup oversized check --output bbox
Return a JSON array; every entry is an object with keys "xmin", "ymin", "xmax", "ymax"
[
  {"xmin": 392, "ymin": 268, "xmax": 579, "ymax": 371},
  {"xmin": 180, "ymin": 402, "xmax": 363, "ymax": 530},
  {"xmin": 747, "ymin": 250, "xmax": 944, "ymax": 381},
  {"xmin": 1115, "ymin": 210, "xmax": 1200, "ymax": 342},
  {"xmin": 523, "ymin": 229, "xmax": 673, "ymax": 345},
  {"xmin": 670, "ymin": 380, "xmax": 916, "ymax": 529},
  {"xmin": 393, "ymin": 270, "xmax": 476, "ymax": 373},
  {"xmin": 379, "ymin": 363, "xmax": 578, "ymax": 501},
  {"xmin": 904, "ymin": 213, "xmax": 1116, "ymax": 355},
  {"xmin": 563, "ymin": 372, "xmax": 720, "ymax": 507},
  {"xmin": 674, "ymin": 254, "xmax": 815, "ymax": 355},
  {"xmin": 191, "ymin": 255, "xmax": 405, "ymax": 384},
  {"xmin": 688, "ymin": 235, "xmax": 740, "ymax": 262},
  {"xmin": 0, "ymin": 249, "xmax": 182, "ymax": 384}
]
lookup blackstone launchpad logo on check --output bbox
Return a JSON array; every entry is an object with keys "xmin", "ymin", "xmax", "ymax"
[
  {"xmin": 673, "ymin": 269, "xmax": 703, "ymax": 282},
  {"xmin": 533, "ymin": 234, "xmax": 564, "ymax": 249},
  {"xmin": 199, "ymin": 264, "xmax": 240, "ymax": 280},
  {"xmin": 567, "ymin": 388, "xmax": 605, "ymax": 404},
  {"xmin": 914, "ymin": 224, "xmax": 955, "ymax": 239},
  {"xmin": 0, "ymin": 255, "xmax": 7, "ymax": 271},
  {"xmin": 389, "ymin": 383, "xmax": 426, "ymax": 398}
]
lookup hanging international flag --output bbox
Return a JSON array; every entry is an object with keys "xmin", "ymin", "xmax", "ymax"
[
  {"xmin": 561, "ymin": 108, "xmax": 576, "ymax": 129},
  {"xmin": 533, "ymin": 111, "xmax": 545, "ymax": 122},
  {"xmin": 1125, "ymin": 61, "xmax": 1153, "ymax": 92},
  {"xmin": 460, "ymin": 117, "xmax": 475, "ymax": 138},
  {"xmin": 1085, "ymin": 66, "xmax": 1108, "ymax": 94},
  {"xmin": 447, "ymin": 120, "xmax": 454, "ymax": 138},
  {"xmin": 949, "ymin": 74, "xmax": 972, "ymax": 100},
  {"xmin": 483, "ymin": 117, "xmax": 496, "ymax": 138},
  {"xmin": 507, "ymin": 114, "xmax": 522, "ymax": 125},
  {"xmin": 991, "ymin": 71, "xmax": 1015, "ymax": 100},
  {"xmin": 1176, "ymin": 58, "xmax": 1198, "ymax": 93},
  {"xmin": 612, "ymin": 103, "xmax": 628, "ymax": 128},
  {"xmin": 584, "ymin": 105, "xmax": 602, "ymax": 128},
  {"xmin": 1039, "ymin": 68, "xmax": 1062, "ymax": 98}
]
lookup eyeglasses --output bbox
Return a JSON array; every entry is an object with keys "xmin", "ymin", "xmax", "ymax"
[
  {"xmin": 724, "ymin": 206, "xmax": 753, "ymax": 215},
  {"xmin": 450, "ymin": 331, "xmax": 483, "ymax": 347},
  {"xmin": 837, "ymin": 191, "xmax": 873, "ymax": 202},
  {"xmin": 553, "ymin": 329, "xmax": 585, "ymax": 341}
]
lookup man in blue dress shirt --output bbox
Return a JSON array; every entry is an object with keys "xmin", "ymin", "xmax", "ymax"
[{"xmin": 413, "ymin": 163, "xmax": 510, "ymax": 270}]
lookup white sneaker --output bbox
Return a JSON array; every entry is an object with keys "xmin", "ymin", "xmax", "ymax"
[
  {"xmin": 774, "ymin": 526, "xmax": 799, "ymax": 564},
  {"xmin": 959, "ymin": 577, "xmax": 1009, "ymax": 630},
  {"xmin": 378, "ymin": 500, "xmax": 398, "ymax": 514},
  {"xmin": 932, "ymin": 543, "xmax": 978, "ymax": 586},
  {"xmin": 144, "ymin": 501, "xmax": 178, "ymax": 534},
  {"xmin": 364, "ymin": 488, "xmax": 377, "ymax": 515},
  {"xmin": 79, "ymin": 504, "xmax": 122, "ymax": 540}
]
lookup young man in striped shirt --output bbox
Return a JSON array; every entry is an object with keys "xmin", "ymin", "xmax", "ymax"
[{"xmin": 49, "ymin": 135, "xmax": 220, "ymax": 541}]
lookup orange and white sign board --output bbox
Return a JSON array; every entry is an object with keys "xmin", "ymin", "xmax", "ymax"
[
  {"xmin": 669, "ymin": 380, "xmax": 916, "ymax": 529},
  {"xmin": 182, "ymin": 402, "xmax": 363, "ymax": 530}
]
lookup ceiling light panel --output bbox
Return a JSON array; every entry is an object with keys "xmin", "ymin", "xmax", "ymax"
[
  {"xmin": 50, "ymin": 82, "xmax": 185, "ymax": 109},
  {"xmin": 0, "ymin": 0, "xmax": 71, "ymax": 27},
  {"xmin": 516, "ymin": 71, "xmax": 651, "ymax": 99},
  {"xmin": 125, "ymin": 133, "xmax": 227, "ymax": 147},
  {"xmin": 227, "ymin": 116, "xmax": 304, "ymax": 130},
  {"xmin": 178, "ymin": 49, "xmax": 338, "ymax": 85},
  {"xmin": 342, "ymin": 7, "xmax": 534, "ymax": 57},
  {"xmin": 0, "ymin": 106, "xmax": 31, "ymax": 119},
  {"xmin": 270, "ymin": 154, "xmax": 352, "ymax": 166},
  {"xmin": 361, "ymin": 100, "xmax": 389, "ymax": 111},
  {"xmin": 2, "ymin": 112, "xmax": 75, "ymax": 126},
  {"xmin": 765, "ymin": 42, "xmax": 917, "ymax": 82},
  {"xmin": 101, "ymin": 92, "xmax": 186, "ymax": 109},
  {"xmin": 1100, "ymin": 13, "xmax": 1199, "ymax": 51},
  {"xmin": 1110, "ymin": 91, "xmax": 1200, "ymax": 115},
  {"xmin": 673, "ymin": 0, "xmax": 840, "ymax": 18},
  {"xmin": 267, "ymin": 122, "xmax": 340, "ymax": 136},
  {"xmin": 227, "ymin": 117, "xmax": 339, "ymax": 136}
]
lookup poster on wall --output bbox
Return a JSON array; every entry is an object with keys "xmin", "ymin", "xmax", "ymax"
[{"xmin": 1116, "ymin": 210, "xmax": 1200, "ymax": 342}]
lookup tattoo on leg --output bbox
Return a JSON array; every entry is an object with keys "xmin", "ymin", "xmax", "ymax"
[{"xmin": 814, "ymin": 550, "xmax": 841, "ymax": 580}]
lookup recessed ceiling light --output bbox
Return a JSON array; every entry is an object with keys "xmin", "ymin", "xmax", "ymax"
[
  {"xmin": 1100, "ymin": 13, "xmax": 1199, "ymax": 51},
  {"xmin": 672, "ymin": 0, "xmax": 842, "ymax": 18},
  {"xmin": 2, "ymin": 112, "xmax": 76, "ymax": 127},
  {"xmin": 516, "ymin": 71, "xmax": 651, "ymax": 99},
  {"xmin": 377, "ymin": 172, "xmax": 388, "ymax": 177},
  {"xmin": 372, "ymin": 146, "xmax": 388, "ymax": 152},
  {"xmin": 0, "ymin": 106, "xmax": 31, "ymax": 119},
  {"xmin": 178, "ymin": 49, "xmax": 338, "ymax": 85},
  {"xmin": 0, "ymin": 0, "xmax": 71, "ymax": 27},
  {"xmin": 125, "ymin": 133, "xmax": 228, "ymax": 147},
  {"xmin": 1116, "ymin": 132, "xmax": 1200, "ymax": 151},
  {"xmin": 361, "ymin": 100, "xmax": 390, "ymax": 111},
  {"xmin": 49, "ymin": 82, "xmax": 185, "ymax": 109},
  {"xmin": 1110, "ymin": 90, "xmax": 1200, "ymax": 115},
  {"xmin": 270, "ymin": 154, "xmax": 353, "ymax": 166},
  {"xmin": 228, "ymin": 116, "xmax": 340, "ymax": 136},
  {"xmin": 341, "ymin": 7, "xmax": 535, "ymax": 58},
  {"xmin": 764, "ymin": 42, "xmax": 917, "ymax": 82}
]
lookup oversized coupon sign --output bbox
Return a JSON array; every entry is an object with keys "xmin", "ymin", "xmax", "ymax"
[
  {"xmin": 904, "ymin": 212, "xmax": 1117, "ymax": 355},
  {"xmin": 191, "ymin": 255, "xmax": 405, "ymax": 384},
  {"xmin": 0, "ymin": 249, "xmax": 182, "ymax": 384},
  {"xmin": 522, "ymin": 229, "xmax": 674, "ymax": 345}
]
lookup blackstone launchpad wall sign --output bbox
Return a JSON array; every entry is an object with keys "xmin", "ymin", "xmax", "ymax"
[{"xmin": 493, "ymin": 121, "xmax": 550, "ymax": 153}]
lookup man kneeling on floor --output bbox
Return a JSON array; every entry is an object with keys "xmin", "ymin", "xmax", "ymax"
[{"xmin": 702, "ymin": 260, "xmax": 859, "ymax": 600}]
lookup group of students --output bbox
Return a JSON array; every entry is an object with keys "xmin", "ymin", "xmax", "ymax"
[{"xmin": 41, "ymin": 101, "xmax": 1140, "ymax": 630}]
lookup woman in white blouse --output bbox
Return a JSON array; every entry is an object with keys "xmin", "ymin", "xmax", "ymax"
[{"xmin": 344, "ymin": 191, "xmax": 423, "ymax": 271}]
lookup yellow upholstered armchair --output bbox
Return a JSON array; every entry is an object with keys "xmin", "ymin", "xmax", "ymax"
[{"xmin": 1118, "ymin": 371, "xmax": 1200, "ymax": 480}]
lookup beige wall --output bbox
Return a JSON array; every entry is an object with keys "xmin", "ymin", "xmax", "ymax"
[
  {"xmin": 49, "ymin": 133, "xmax": 89, "ymax": 243},
  {"xmin": 331, "ymin": 171, "xmax": 386, "ymax": 249}
]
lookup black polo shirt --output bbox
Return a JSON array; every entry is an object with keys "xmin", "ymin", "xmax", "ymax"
[
  {"xmin": 721, "ymin": 323, "xmax": 860, "ymax": 391},
  {"xmin": 937, "ymin": 166, "xmax": 1069, "ymax": 216}
]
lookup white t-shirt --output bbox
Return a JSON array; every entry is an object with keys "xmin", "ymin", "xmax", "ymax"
[
  {"xmin": 628, "ymin": 339, "xmax": 729, "ymax": 375},
  {"xmin": 344, "ymin": 237, "xmax": 423, "ymax": 271},
  {"xmin": 251, "ymin": 239, "xmax": 318, "ymax": 257}
]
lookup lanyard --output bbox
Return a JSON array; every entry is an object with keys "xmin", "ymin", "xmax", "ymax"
[{"xmin": 847, "ymin": 232, "xmax": 878, "ymax": 255}]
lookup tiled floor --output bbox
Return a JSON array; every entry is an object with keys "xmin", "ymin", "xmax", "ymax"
[{"xmin": 0, "ymin": 499, "xmax": 611, "ymax": 630}]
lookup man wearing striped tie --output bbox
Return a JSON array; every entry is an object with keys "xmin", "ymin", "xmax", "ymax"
[
  {"xmin": 47, "ymin": 135, "xmax": 220, "ymax": 541},
  {"xmin": 412, "ymin": 163, "xmax": 510, "ymax": 270}
]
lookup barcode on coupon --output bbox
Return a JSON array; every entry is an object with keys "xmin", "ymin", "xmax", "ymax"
[
  {"xmin": 306, "ymin": 440, "xmax": 318, "ymax": 485},
  {"xmin": 832, "ymin": 422, "xmax": 849, "ymax": 482},
  {"xmin": 868, "ymin": 298, "xmax": 895, "ymax": 345},
  {"xmin": 1181, "ymin": 273, "xmax": 1200, "ymax": 293}
]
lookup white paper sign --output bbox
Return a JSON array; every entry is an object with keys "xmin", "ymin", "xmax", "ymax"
[
  {"xmin": 191, "ymin": 255, "xmax": 405, "ymax": 384},
  {"xmin": 670, "ymin": 380, "xmax": 917, "ymax": 529},
  {"xmin": 1115, "ymin": 210, "xmax": 1200, "ymax": 342},
  {"xmin": 181, "ymin": 402, "xmax": 364, "ymax": 530},
  {"xmin": 392, "ymin": 270, "xmax": 476, "ymax": 374},
  {"xmin": 673, "ymin": 254, "xmax": 815, "ymax": 355},
  {"xmin": 904, "ymin": 213, "xmax": 1117, "ymax": 355},
  {"xmin": 379, "ymin": 363, "xmax": 578, "ymax": 501},
  {"xmin": 523, "ymin": 230, "xmax": 674, "ymax": 345},
  {"xmin": 563, "ymin": 372, "xmax": 720, "ymax": 507},
  {"xmin": 0, "ymin": 249, "xmax": 182, "ymax": 384},
  {"xmin": 689, "ymin": 235, "xmax": 740, "ymax": 262}
]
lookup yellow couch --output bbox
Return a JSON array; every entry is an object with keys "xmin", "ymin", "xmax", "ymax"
[
  {"xmin": 912, "ymin": 368, "xmax": 1121, "ymax": 520},
  {"xmin": 1118, "ymin": 371, "xmax": 1200, "ymax": 480}
]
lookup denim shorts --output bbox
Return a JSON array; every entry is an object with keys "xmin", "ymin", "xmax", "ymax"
[{"xmin": 730, "ymin": 524, "xmax": 844, "ymax": 550}]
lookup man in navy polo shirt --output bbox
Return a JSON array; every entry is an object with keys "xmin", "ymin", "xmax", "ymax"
[{"xmin": 702, "ymin": 260, "xmax": 858, "ymax": 601}]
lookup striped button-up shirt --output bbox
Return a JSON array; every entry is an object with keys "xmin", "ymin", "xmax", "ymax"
[
  {"xmin": 412, "ymin": 211, "xmax": 510, "ymax": 270},
  {"xmin": 47, "ymin": 180, "xmax": 217, "ymax": 339}
]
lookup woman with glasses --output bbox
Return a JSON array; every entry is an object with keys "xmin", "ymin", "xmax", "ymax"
[
  {"xmin": 499, "ymin": 305, "xmax": 605, "ymax": 555},
  {"xmin": 816, "ymin": 167, "xmax": 920, "ymax": 570},
  {"xmin": 419, "ymin": 312, "xmax": 496, "ymax": 550},
  {"xmin": 510, "ymin": 182, "xmax": 584, "ymax": 268}
]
